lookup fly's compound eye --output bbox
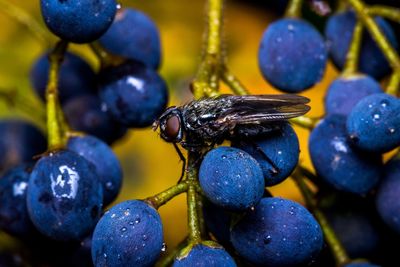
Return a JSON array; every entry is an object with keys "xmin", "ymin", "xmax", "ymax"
[{"xmin": 161, "ymin": 115, "xmax": 182, "ymax": 142}]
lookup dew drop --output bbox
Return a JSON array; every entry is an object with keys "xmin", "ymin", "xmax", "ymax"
[
  {"xmin": 142, "ymin": 234, "xmax": 148, "ymax": 241},
  {"xmin": 161, "ymin": 243, "xmax": 167, "ymax": 252},
  {"xmin": 389, "ymin": 127, "xmax": 396, "ymax": 134},
  {"xmin": 103, "ymin": 253, "xmax": 108, "ymax": 259},
  {"xmin": 116, "ymin": 3, "xmax": 122, "ymax": 9},
  {"xmin": 106, "ymin": 182, "xmax": 114, "ymax": 190},
  {"xmin": 381, "ymin": 100, "xmax": 389, "ymax": 107},
  {"xmin": 287, "ymin": 24, "xmax": 294, "ymax": 31},
  {"xmin": 135, "ymin": 217, "xmax": 141, "ymax": 224},
  {"xmin": 276, "ymin": 37, "xmax": 282, "ymax": 43},
  {"xmin": 221, "ymin": 155, "xmax": 227, "ymax": 159},
  {"xmin": 264, "ymin": 235, "xmax": 272, "ymax": 244},
  {"xmin": 121, "ymin": 227, "xmax": 127, "ymax": 232},
  {"xmin": 373, "ymin": 113, "xmax": 380, "ymax": 120},
  {"xmin": 129, "ymin": 221, "xmax": 134, "ymax": 225}
]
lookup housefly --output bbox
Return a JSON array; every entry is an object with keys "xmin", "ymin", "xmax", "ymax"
[{"xmin": 153, "ymin": 94, "xmax": 310, "ymax": 150}]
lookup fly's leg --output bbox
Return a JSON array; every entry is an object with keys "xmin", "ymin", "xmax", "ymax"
[{"xmin": 173, "ymin": 143, "xmax": 187, "ymax": 183}]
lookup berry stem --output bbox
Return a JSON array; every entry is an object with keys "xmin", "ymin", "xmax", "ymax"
[
  {"xmin": 285, "ymin": 0, "xmax": 304, "ymax": 18},
  {"xmin": 343, "ymin": 21, "xmax": 363, "ymax": 76},
  {"xmin": 89, "ymin": 42, "xmax": 125, "ymax": 69},
  {"xmin": 145, "ymin": 181, "xmax": 189, "ymax": 209},
  {"xmin": 292, "ymin": 170, "xmax": 350, "ymax": 266},
  {"xmin": 386, "ymin": 72, "xmax": 400, "ymax": 96},
  {"xmin": 187, "ymin": 152, "xmax": 202, "ymax": 243},
  {"xmin": 192, "ymin": 0, "xmax": 224, "ymax": 99},
  {"xmin": 290, "ymin": 116, "xmax": 319, "ymax": 130},
  {"xmin": 346, "ymin": 0, "xmax": 400, "ymax": 73},
  {"xmin": 46, "ymin": 40, "xmax": 69, "ymax": 150},
  {"xmin": 221, "ymin": 66, "xmax": 250, "ymax": 96},
  {"xmin": 0, "ymin": 0, "xmax": 51, "ymax": 45},
  {"xmin": 369, "ymin": 5, "xmax": 400, "ymax": 22}
]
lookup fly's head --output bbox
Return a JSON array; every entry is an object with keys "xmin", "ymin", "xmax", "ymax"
[{"xmin": 152, "ymin": 106, "xmax": 184, "ymax": 143}]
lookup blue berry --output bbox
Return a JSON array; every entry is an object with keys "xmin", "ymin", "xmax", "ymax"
[
  {"xmin": 309, "ymin": 114, "xmax": 382, "ymax": 195},
  {"xmin": 91, "ymin": 200, "xmax": 164, "ymax": 267},
  {"xmin": 99, "ymin": 60, "xmax": 169, "ymax": 127},
  {"xmin": 325, "ymin": 75, "xmax": 383, "ymax": 116},
  {"xmin": 67, "ymin": 135, "xmax": 123, "ymax": 206},
  {"xmin": 63, "ymin": 94, "xmax": 127, "ymax": 144},
  {"xmin": 0, "ymin": 164, "xmax": 36, "ymax": 238},
  {"xmin": 40, "ymin": 0, "xmax": 117, "ymax": 43},
  {"xmin": 325, "ymin": 11, "xmax": 398, "ymax": 79},
  {"xmin": 258, "ymin": 18, "xmax": 327, "ymax": 92},
  {"xmin": 173, "ymin": 244, "xmax": 236, "ymax": 267},
  {"xmin": 0, "ymin": 120, "xmax": 46, "ymax": 173},
  {"xmin": 199, "ymin": 146, "xmax": 264, "ymax": 211},
  {"xmin": 344, "ymin": 262, "xmax": 381, "ymax": 267},
  {"xmin": 203, "ymin": 199, "xmax": 233, "ymax": 245},
  {"xmin": 30, "ymin": 52, "xmax": 96, "ymax": 104},
  {"xmin": 230, "ymin": 197, "xmax": 323, "ymax": 266},
  {"xmin": 233, "ymin": 123, "xmax": 299, "ymax": 186},
  {"xmin": 27, "ymin": 150, "xmax": 103, "ymax": 241},
  {"xmin": 347, "ymin": 93, "xmax": 400, "ymax": 153},
  {"xmin": 376, "ymin": 157, "xmax": 400, "ymax": 234},
  {"xmin": 99, "ymin": 8, "xmax": 161, "ymax": 69}
]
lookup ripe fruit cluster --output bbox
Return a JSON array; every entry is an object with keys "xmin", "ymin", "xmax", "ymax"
[{"xmin": 0, "ymin": 0, "xmax": 399, "ymax": 267}]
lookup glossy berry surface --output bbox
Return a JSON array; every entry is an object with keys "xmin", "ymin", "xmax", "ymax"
[
  {"xmin": 347, "ymin": 93, "xmax": 400, "ymax": 153},
  {"xmin": 309, "ymin": 114, "xmax": 382, "ymax": 195},
  {"xmin": 230, "ymin": 197, "xmax": 323, "ymax": 266},
  {"xmin": 344, "ymin": 263, "xmax": 381, "ymax": 267},
  {"xmin": 258, "ymin": 18, "xmax": 327, "ymax": 92},
  {"xmin": 99, "ymin": 8, "xmax": 161, "ymax": 69},
  {"xmin": 99, "ymin": 60, "xmax": 169, "ymax": 127},
  {"xmin": 63, "ymin": 95, "xmax": 127, "ymax": 144},
  {"xmin": 0, "ymin": 120, "xmax": 46, "ymax": 173},
  {"xmin": 203, "ymin": 200, "xmax": 233, "ymax": 245},
  {"xmin": 0, "ymin": 164, "xmax": 36, "ymax": 238},
  {"xmin": 325, "ymin": 11, "xmax": 398, "ymax": 79},
  {"xmin": 30, "ymin": 52, "xmax": 96, "ymax": 104},
  {"xmin": 40, "ymin": 0, "xmax": 117, "ymax": 43},
  {"xmin": 233, "ymin": 123, "xmax": 299, "ymax": 186},
  {"xmin": 173, "ymin": 244, "xmax": 236, "ymax": 267},
  {"xmin": 325, "ymin": 75, "xmax": 383, "ymax": 116},
  {"xmin": 91, "ymin": 200, "xmax": 164, "ymax": 267},
  {"xmin": 199, "ymin": 146, "xmax": 264, "ymax": 211},
  {"xmin": 27, "ymin": 150, "xmax": 103, "ymax": 241},
  {"xmin": 67, "ymin": 135, "xmax": 123, "ymax": 206},
  {"xmin": 376, "ymin": 158, "xmax": 400, "ymax": 234}
]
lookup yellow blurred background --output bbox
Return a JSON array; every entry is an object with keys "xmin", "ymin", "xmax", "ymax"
[{"xmin": 0, "ymin": 0, "xmax": 339, "ymax": 249}]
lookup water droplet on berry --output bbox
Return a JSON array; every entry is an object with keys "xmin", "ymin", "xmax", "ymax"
[
  {"xmin": 381, "ymin": 100, "xmax": 389, "ymax": 107},
  {"xmin": 221, "ymin": 155, "xmax": 227, "ymax": 159},
  {"xmin": 373, "ymin": 113, "xmax": 380, "ymax": 120},
  {"xmin": 121, "ymin": 227, "xmax": 127, "ymax": 232},
  {"xmin": 264, "ymin": 235, "xmax": 272, "ymax": 244},
  {"xmin": 103, "ymin": 253, "xmax": 108, "ymax": 259},
  {"xmin": 116, "ymin": 3, "xmax": 122, "ymax": 9},
  {"xmin": 287, "ymin": 24, "xmax": 294, "ymax": 31},
  {"xmin": 135, "ymin": 217, "xmax": 141, "ymax": 224},
  {"xmin": 161, "ymin": 243, "xmax": 167, "ymax": 252},
  {"xmin": 142, "ymin": 234, "xmax": 148, "ymax": 240},
  {"xmin": 106, "ymin": 182, "xmax": 114, "ymax": 190}
]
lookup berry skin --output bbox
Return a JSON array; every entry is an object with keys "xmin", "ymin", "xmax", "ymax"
[
  {"xmin": 0, "ymin": 164, "xmax": 36, "ymax": 238},
  {"xmin": 40, "ymin": 0, "xmax": 117, "ymax": 43},
  {"xmin": 258, "ymin": 18, "xmax": 327, "ymax": 92},
  {"xmin": 99, "ymin": 8, "xmax": 161, "ymax": 69},
  {"xmin": 344, "ymin": 263, "xmax": 381, "ymax": 267},
  {"xmin": 233, "ymin": 123, "xmax": 299, "ymax": 186},
  {"xmin": 203, "ymin": 199, "xmax": 233, "ymax": 246},
  {"xmin": 99, "ymin": 60, "xmax": 169, "ymax": 127},
  {"xmin": 309, "ymin": 114, "xmax": 382, "ymax": 195},
  {"xmin": 91, "ymin": 200, "xmax": 164, "ymax": 267},
  {"xmin": 230, "ymin": 197, "xmax": 323, "ymax": 266},
  {"xmin": 376, "ymin": 157, "xmax": 400, "ymax": 234},
  {"xmin": 324, "ymin": 75, "xmax": 383, "ymax": 116},
  {"xmin": 347, "ymin": 93, "xmax": 400, "ymax": 153},
  {"xmin": 0, "ymin": 120, "xmax": 46, "ymax": 173},
  {"xmin": 67, "ymin": 135, "xmax": 123, "ymax": 206},
  {"xmin": 30, "ymin": 52, "xmax": 96, "ymax": 104},
  {"xmin": 173, "ymin": 244, "xmax": 236, "ymax": 267},
  {"xmin": 325, "ymin": 11, "xmax": 398, "ymax": 79},
  {"xmin": 199, "ymin": 146, "xmax": 264, "ymax": 211},
  {"xmin": 63, "ymin": 95, "xmax": 127, "ymax": 144},
  {"xmin": 27, "ymin": 150, "xmax": 103, "ymax": 241}
]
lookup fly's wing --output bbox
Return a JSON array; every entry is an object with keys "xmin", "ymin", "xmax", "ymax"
[{"xmin": 214, "ymin": 94, "xmax": 311, "ymax": 125}]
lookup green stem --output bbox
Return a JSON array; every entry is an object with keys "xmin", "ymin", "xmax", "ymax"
[
  {"xmin": 192, "ymin": 0, "xmax": 224, "ymax": 99},
  {"xmin": 285, "ymin": 0, "xmax": 304, "ymax": 18},
  {"xmin": 343, "ymin": 21, "xmax": 363, "ymax": 76},
  {"xmin": 369, "ymin": 5, "xmax": 400, "ymax": 22},
  {"xmin": 187, "ymin": 153, "xmax": 202, "ymax": 243},
  {"xmin": 290, "ymin": 116, "xmax": 319, "ymax": 130},
  {"xmin": 0, "ymin": 0, "xmax": 51, "ymax": 45},
  {"xmin": 46, "ymin": 40, "xmax": 69, "ymax": 150},
  {"xmin": 89, "ymin": 42, "xmax": 125, "ymax": 69},
  {"xmin": 196, "ymin": 193, "xmax": 208, "ymax": 239},
  {"xmin": 292, "ymin": 171, "xmax": 350, "ymax": 266},
  {"xmin": 145, "ymin": 181, "xmax": 189, "ymax": 209},
  {"xmin": 221, "ymin": 66, "xmax": 250, "ymax": 96},
  {"xmin": 386, "ymin": 72, "xmax": 400, "ymax": 96},
  {"xmin": 346, "ymin": 0, "xmax": 400, "ymax": 72}
]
